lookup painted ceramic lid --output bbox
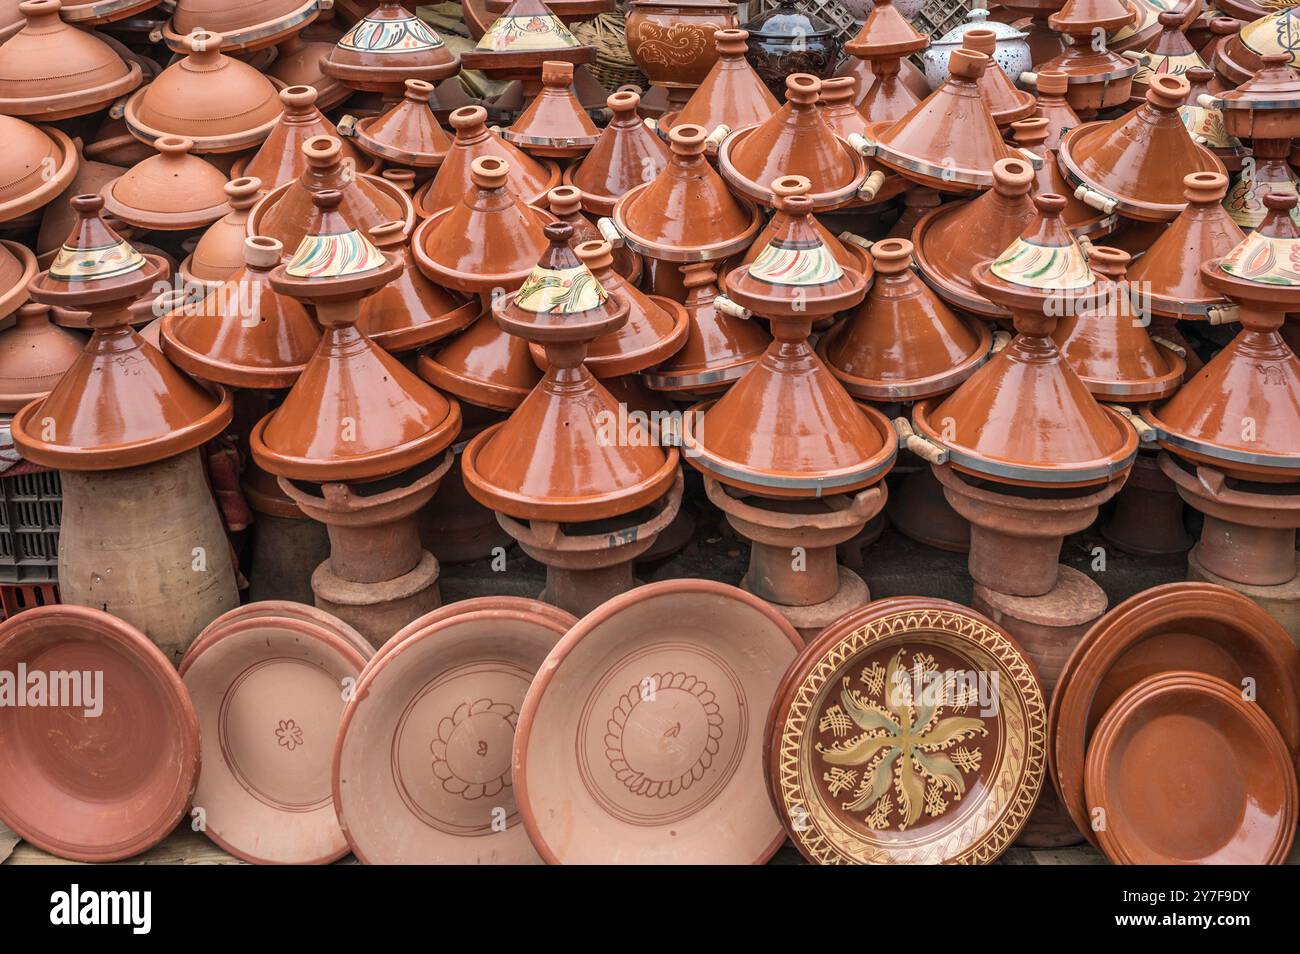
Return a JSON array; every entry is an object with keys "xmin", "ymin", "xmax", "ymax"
[
  {"xmin": 123, "ymin": 30, "xmax": 283, "ymax": 153},
  {"xmin": 322, "ymin": 0, "xmax": 459, "ymax": 88},
  {"xmin": 351, "ymin": 79, "xmax": 453, "ymax": 168},
  {"xmin": 515, "ymin": 580, "xmax": 801, "ymax": 863},
  {"xmin": 333, "ymin": 598, "xmax": 575, "ymax": 863},
  {"xmin": 1049, "ymin": 581, "xmax": 1300, "ymax": 849},
  {"xmin": 163, "ymin": 0, "xmax": 320, "ymax": 54},
  {"xmin": 0, "ymin": 605, "xmax": 199, "ymax": 862},
  {"xmin": 180, "ymin": 613, "xmax": 370, "ymax": 865},
  {"xmin": 0, "ymin": 116, "xmax": 78, "ymax": 225},
  {"xmin": 234, "ymin": 85, "xmax": 370, "ymax": 192},
  {"xmin": 101, "ymin": 136, "xmax": 231, "ymax": 232},
  {"xmin": 472, "ymin": 0, "xmax": 584, "ymax": 54},
  {"xmin": 767, "ymin": 597, "xmax": 1046, "ymax": 864},
  {"xmin": 1084, "ymin": 671, "xmax": 1297, "ymax": 865},
  {"xmin": 0, "ymin": 304, "xmax": 86, "ymax": 412},
  {"xmin": 0, "ymin": 0, "xmax": 143, "ymax": 120}
]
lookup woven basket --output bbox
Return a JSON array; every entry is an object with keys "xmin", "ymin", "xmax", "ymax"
[{"xmin": 573, "ymin": 13, "xmax": 648, "ymax": 91}]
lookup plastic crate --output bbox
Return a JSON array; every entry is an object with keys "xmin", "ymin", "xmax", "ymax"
[
  {"xmin": 0, "ymin": 468, "xmax": 62, "ymax": 584},
  {"xmin": 913, "ymin": 0, "xmax": 976, "ymax": 41},
  {"xmin": 0, "ymin": 582, "xmax": 60, "ymax": 621},
  {"xmin": 749, "ymin": 0, "xmax": 975, "ymax": 55}
]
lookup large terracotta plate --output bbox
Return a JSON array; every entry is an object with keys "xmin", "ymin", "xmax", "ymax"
[
  {"xmin": 195, "ymin": 600, "xmax": 373, "ymax": 660},
  {"xmin": 180, "ymin": 614, "xmax": 371, "ymax": 864},
  {"xmin": 766, "ymin": 597, "xmax": 1047, "ymax": 864},
  {"xmin": 0, "ymin": 606, "xmax": 199, "ymax": 862},
  {"xmin": 333, "ymin": 598, "xmax": 575, "ymax": 864},
  {"xmin": 514, "ymin": 580, "xmax": 802, "ymax": 864},
  {"xmin": 1050, "ymin": 582, "xmax": 1300, "ymax": 846},
  {"xmin": 1085, "ymin": 671, "xmax": 1298, "ymax": 865}
]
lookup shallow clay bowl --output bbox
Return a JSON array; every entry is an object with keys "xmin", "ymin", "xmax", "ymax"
[
  {"xmin": 1085, "ymin": 671, "xmax": 1297, "ymax": 865},
  {"xmin": 514, "ymin": 579, "xmax": 802, "ymax": 864},
  {"xmin": 333, "ymin": 597, "xmax": 574, "ymax": 864},
  {"xmin": 1050, "ymin": 582, "xmax": 1300, "ymax": 847},
  {"xmin": 180, "ymin": 615, "xmax": 370, "ymax": 865},
  {"xmin": 766, "ymin": 596, "xmax": 1047, "ymax": 864},
  {"xmin": 193, "ymin": 600, "xmax": 371, "ymax": 661},
  {"xmin": 0, "ymin": 605, "xmax": 199, "ymax": 862}
]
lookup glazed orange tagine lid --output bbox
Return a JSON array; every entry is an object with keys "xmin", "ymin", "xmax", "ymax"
[
  {"xmin": 613, "ymin": 124, "xmax": 761, "ymax": 262},
  {"xmin": 663, "ymin": 29, "xmax": 778, "ymax": 138},
  {"xmin": 822, "ymin": 237, "xmax": 991, "ymax": 401},
  {"xmin": 101, "ymin": 136, "xmax": 231, "ymax": 232},
  {"xmin": 123, "ymin": 31, "xmax": 283, "ymax": 153},
  {"xmin": 250, "ymin": 191, "xmax": 461, "ymax": 484},
  {"xmin": 0, "ymin": 304, "xmax": 86, "ymax": 413},
  {"xmin": 0, "ymin": 0, "xmax": 142, "ymax": 121},
  {"xmin": 682, "ymin": 183, "xmax": 896, "ymax": 498},
  {"xmin": 1142, "ymin": 191, "xmax": 1300, "ymax": 480},
  {"xmin": 843, "ymin": 0, "xmax": 926, "ymax": 125},
  {"xmin": 1010, "ymin": 115, "xmax": 1111, "ymax": 239},
  {"xmin": 502, "ymin": 61, "xmax": 600, "ymax": 158},
  {"xmin": 859, "ymin": 49, "xmax": 1021, "ymax": 192},
  {"xmin": 182, "ymin": 177, "xmax": 266, "ymax": 288},
  {"xmin": 414, "ymin": 105, "xmax": 560, "ymax": 217},
  {"xmin": 322, "ymin": 0, "xmax": 460, "ymax": 93},
  {"xmin": 234, "ymin": 85, "xmax": 370, "ymax": 191},
  {"xmin": 12, "ymin": 195, "xmax": 233, "ymax": 471},
  {"xmin": 912, "ymin": 193, "xmax": 1139, "ymax": 488},
  {"xmin": 349, "ymin": 79, "xmax": 453, "ymax": 168},
  {"xmin": 462, "ymin": 223, "xmax": 679, "ymax": 522},
  {"xmin": 961, "ymin": 28, "xmax": 1035, "ymax": 127},
  {"xmin": 1057, "ymin": 74, "xmax": 1226, "ymax": 222},
  {"xmin": 563, "ymin": 90, "xmax": 669, "ymax": 217},
  {"xmin": 161, "ymin": 0, "xmax": 321, "ymax": 54}
]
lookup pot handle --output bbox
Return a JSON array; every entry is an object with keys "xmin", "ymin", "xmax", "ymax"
[
  {"xmin": 1206, "ymin": 303, "xmax": 1239, "ymax": 325},
  {"xmin": 1107, "ymin": 404, "xmax": 1157, "ymax": 444},
  {"xmin": 713, "ymin": 294, "xmax": 751, "ymax": 320},
  {"xmin": 704, "ymin": 124, "xmax": 731, "ymax": 149},
  {"xmin": 991, "ymin": 330, "xmax": 1012, "ymax": 353},
  {"xmin": 893, "ymin": 417, "xmax": 948, "ymax": 465},
  {"xmin": 336, "ymin": 114, "xmax": 358, "ymax": 137},
  {"xmin": 643, "ymin": 116, "xmax": 658, "ymax": 133},
  {"xmin": 596, "ymin": 217, "xmax": 624, "ymax": 248},
  {"xmin": 1015, "ymin": 147, "xmax": 1044, "ymax": 169},
  {"xmin": 1020, "ymin": 71, "xmax": 1038, "ymax": 88},
  {"xmin": 838, "ymin": 231, "xmax": 872, "ymax": 252},
  {"xmin": 857, "ymin": 170, "xmax": 885, "ymax": 202},
  {"xmin": 1074, "ymin": 183, "xmax": 1118, "ymax": 214},
  {"xmin": 1150, "ymin": 335, "xmax": 1185, "ymax": 357},
  {"xmin": 1197, "ymin": 93, "xmax": 1220, "ymax": 110},
  {"xmin": 847, "ymin": 133, "xmax": 878, "ymax": 158}
]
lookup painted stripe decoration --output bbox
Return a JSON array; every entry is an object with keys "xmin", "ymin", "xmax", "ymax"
[
  {"xmin": 338, "ymin": 14, "xmax": 444, "ymax": 53},
  {"xmin": 476, "ymin": 13, "xmax": 580, "ymax": 51},
  {"xmin": 285, "ymin": 229, "xmax": 386, "ymax": 278},
  {"xmin": 1219, "ymin": 230, "xmax": 1300, "ymax": 286},
  {"xmin": 48, "ymin": 240, "xmax": 147, "ymax": 282},
  {"xmin": 515, "ymin": 264, "xmax": 608, "ymax": 313},
  {"xmin": 990, "ymin": 238, "xmax": 1094, "ymax": 290},
  {"xmin": 748, "ymin": 238, "xmax": 844, "ymax": 287}
]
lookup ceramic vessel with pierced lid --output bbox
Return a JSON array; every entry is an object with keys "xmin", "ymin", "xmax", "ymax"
[
  {"xmin": 0, "ymin": 304, "xmax": 86, "ymax": 413},
  {"xmin": 0, "ymin": 116, "xmax": 78, "ymax": 226},
  {"xmin": 101, "ymin": 136, "xmax": 231, "ymax": 232}
]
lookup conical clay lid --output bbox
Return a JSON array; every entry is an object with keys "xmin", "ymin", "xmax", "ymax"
[
  {"xmin": 669, "ymin": 29, "xmax": 779, "ymax": 139},
  {"xmin": 184, "ymin": 176, "xmax": 264, "ymax": 287},
  {"xmin": 961, "ymin": 28, "xmax": 1034, "ymax": 127},
  {"xmin": 502, "ymin": 60, "xmax": 600, "ymax": 158},
  {"xmin": 564, "ymin": 89, "xmax": 670, "ymax": 217},
  {"xmin": 1126, "ymin": 172, "xmax": 1245, "ymax": 318},
  {"xmin": 0, "ymin": 303, "xmax": 86, "ymax": 412},
  {"xmin": 740, "ymin": 175, "xmax": 875, "ymax": 279},
  {"xmin": 235, "ymin": 85, "xmax": 368, "ymax": 190},
  {"xmin": 351, "ymin": 79, "xmax": 453, "ymax": 168},
  {"xmin": 823, "ymin": 237, "xmax": 991, "ymax": 401},
  {"xmin": 843, "ymin": 0, "xmax": 927, "ymax": 61},
  {"xmin": 101, "ymin": 136, "xmax": 231, "ymax": 231},
  {"xmin": 322, "ymin": 0, "xmax": 459, "ymax": 91},
  {"xmin": 1009, "ymin": 117, "xmax": 1109, "ymax": 238},
  {"xmin": 251, "ymin": 191, "xmax": 461, "ymax": 483}
]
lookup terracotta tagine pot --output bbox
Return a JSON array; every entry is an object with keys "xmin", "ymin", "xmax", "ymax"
[
  {"xmin": 857, "ymin": 48, "xmax": 1022, "ymax": 192},
  {"xmin": 823, "ymin": 237, "xmax": 992, "ymax": 402},
  {"xmin": 161, "ymin": 236, "xmax": 322, "ymax": 390},
  {"xmin": 179, "ymin": 177, "xmax": 265, "ymax": 291},
  {"xmin": 719, "ymin": 73, "xmax": 866, "ymax": 211},
  {"xmin": 1058, "ymin": 73, "xmax": 1226, "ymax": 222},
  {"xmin": 0, "ymin": 116, "xmax": 78, "ymax": 226},
  {"xmin": 743, "ymin": 0, "xmax": 839, "ymax": 97},
  {"xmin": 1212, "ymin": 52, "xmax": 1300, "ymax": 228},
  {"xmin": 1223, "ymin": 136, "xmax": 1299, "ymax": 232},
  {"xmin": 0, "ymin": 0, "xmax": 143, "ymax": 121},
  {"xmin": 123, "ymin": 30, "xmax": 283, "ymax": 154},
  {"xmin": 625, "ymin": 0, "xmax": 738, "ymax": 110},
  {"xmin": 250, "ymin": 135, "xmax": 414, "ymax": 256},
  {"xmin": 659, "ymin": 29, "xmax": 778, "ymax": 141},
  {"xmin": 840, "ymin": 0, "xmax": 928, "ymax": 124},
  {"xmin": 348, "ymin": 79, "xmax": 453, "ymax": 169},
  {"xmin": 35, "ymin": 150, "xmax": 128, "ymax": 262},
  {"xmin": 0, "ymin": 240, "xmax": 36, "ymax": 325},
  {"xmin": 912, "ymin": 156, "xmax": 1039, "ymax": 318},
  {"xmin": 961, "ymin": 27, "xmax": 1036, "ymax": 127},
  {"xmin": 612, "ymin": 123, "xmax": 761, "ymax": 263},
  {"xmin": 563, "ymin": 90, "xmax": 670, "ymax": 218},
  {"xmin": 1052, "ymin": 245, "xmax": 1186, "ymax": 402},
  {"xmin": 161, "ymin": 0, "xmax": 321, "ymax": 54},
  {"xmin": 502, "ymin": 60, "xmax": 600, "ymax": 159},
  {"xmin": 1143, "ymin": 191, "xmax": 1300, "ymax": 483},
  {"xmin": 0, "ymin": 606, "xmax": 200, "ymax": 862},
  {"xmin": 179, "ymin": 611, "xmax": 369, "ymax": 865},
  {"xmin": 1125, "ymin": 171, "xmax": 1244, "ymax": 319},
  {"xmin": 322, "ymin": 0, "xmax": 460, "ymax": 97},
  {"xmin": 1035, "ymin": 0, "xmax": 1139, "ymax": 114},
  {"xmin": 767, "ymin": 596, "xmax": 1047, "ymax": 864},
  {"xmin": 461, "ymin": 222, "xmax": 683, "ymax": 615},
  {"xmin": 738, "ymin": 176, "xmax": 876, "ymax": 278},
  {"xmin": 414, "ymin": 105, "xmax": 560, "ymax": 217},
  {"xmin": 269, "ymin": 31, "xmax": 351, "ymax": 111},
  {"xmin": 1123, "ymin": 9, "xmax": 1208, "ymax": 106},
  {"xmin": 1216, "ymin": 6, "xmax": 1300, "ymax": 86},
  {"xmin": 415, "ymin": 157, "xmax": 552, "ymax": 411},
  {"xmin": 0, "ymin": 304, "xmax": 86, "ymax": 413},
  {"xmin": 334, "ymin": 598, "xmax": 575, "ymax": 863},
  {"xmin": 461, "ymin": 0, "xmax": 594, "ymax": 97},
  {"xmin": 515, "ymin": 579, "xmax": 800, "ymax": 863},
  {"xmin": 1010, "ymin": 114, "xmax": 1113, "ymax": 239},
  {"xmin": 101, "ymin": 135, "xmax": 231, "ymax": 232},
  {"xmin": 233, "ymin": 85, "xmax": 370, "ymax": 191}
]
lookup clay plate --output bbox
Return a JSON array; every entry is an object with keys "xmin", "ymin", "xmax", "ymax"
[
  {"xmin": 1085, "ymin": 671, "xmax": 1297, "ymax": 865},
  {"xmin": 767, "ymin": 596, "xmax": 1047, "ymax": 864},
  {"xmin": 333, "ymin": 597, "xmax": 575, "ymax": 864},
  {"xmin": 194, "ymin": 600, "xmax": 373, "ymax": 666},
  {"xmin": 1050, "ymin": 581, "xmax": 1300, "ymax": 847},
  {"xmin": 514, "ymin": 579, "xmax": 802, "ymax": 864},
  {"xmin": 180, "ymin": 615, "xmax": 371, "ymax": 865},
  {"xmin": 0, "ymin": 605, "xmax": 199, "ymax": 862}
]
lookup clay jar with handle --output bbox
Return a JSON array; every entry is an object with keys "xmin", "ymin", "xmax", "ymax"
[
  {"xmin": 181, "ymin": 177, "xmax": 265, "ymax": 290},
  {"xmin": 101, "ymin": 136, "xmax": 231, "ymax": 232},
  {"xmin": 348, "ymin": 79, "xmax": 453, "ymax": 169},
  {"xmin": 233, "ymin": 85, "xmax": 369, "ymax": 191},
  {"xmin": 660, "ymin": 28, "xmax": 778, "ymax": 141},
  {"xmin": 625, "ymin": 0, "xmax": 739, "ymax": 109},
  {"xmin": 502, "ymin": 60, "xmax": 600, "ymax": 159},
  {"xmin": 564, "ymin": 90, "xmax": 670, "ymax": 217},
  {"xmin": 123, "ymin": 30, "xmax": 283, "ymax": 154},
  {"xmin": 0, "ymin": 0, "xmax": 143, "ymax": 121},
  {"xmin": 414, "ymin": 105, "xmax": 560, "ymax": 217}
]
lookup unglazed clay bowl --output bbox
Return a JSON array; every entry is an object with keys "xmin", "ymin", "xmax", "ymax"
[
  {"xmin": 195, "ymin": 600, "xmax": 372, "ymax": 660},
  {"xmin": 766, "ymin": 597, "xmax": 1047, "ymax": 864},
  {"xmin": 514, "ymin": 579, "xmax": 801, "ymax": 864},
  {"xmin": 333, "ymin": 598, "xmax": 575, "ymax": 864},
  {"xmin": 180, "ymin": 615, "xmax": 371, "ymax": 865},
  {"xmin": 1050, "ymin": 582, "xmax": 1300, "ymax": 848},
  {"xmin": 0, "ymin": 605, "xmax": 199, "ymax": 862},
  {"xmin": 1084, "ymin": 671, "xmax": 1297, "ymax": 865}
]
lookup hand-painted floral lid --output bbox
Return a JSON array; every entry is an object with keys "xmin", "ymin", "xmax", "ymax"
[
  {"xmin": 473, "ymin": 0, "xmax": 584, "ymax": 53},
  {"xmin": 988, "ymin": 194, "xmax": 1095, "ymax": 292},
  {"xmin": 322, "ymin": 0, "xmax": 460, "ymax": 90},
  {"xmin": 36, "ymin": 194, "xmax": 151, "ymax": 297}
]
